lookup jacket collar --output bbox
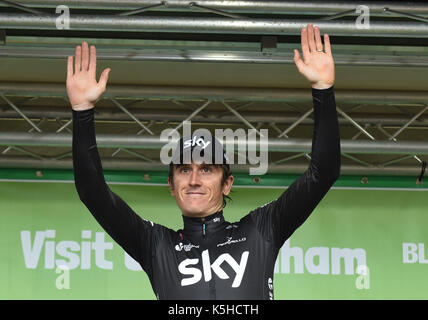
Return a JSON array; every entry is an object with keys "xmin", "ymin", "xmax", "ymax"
[{"xmin": 182, "ymin": 210, "xmax": 226, "ymax": 234}]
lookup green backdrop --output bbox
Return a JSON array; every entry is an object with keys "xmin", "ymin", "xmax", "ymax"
[{"xmin": 0, "ymin": 180, "xmax": 427, "ymax": 299}]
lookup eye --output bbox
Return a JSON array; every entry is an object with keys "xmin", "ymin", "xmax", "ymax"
[
  {"xmin": 180, "ymin": 166, "xmax": 190, "ymax": 173},
  {"xmin": 201, "ymin": 166, "xmax": 212, "ymax": 173}
]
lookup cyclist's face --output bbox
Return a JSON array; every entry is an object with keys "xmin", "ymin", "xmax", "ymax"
[{"xmin": 169, "ymin": 163, "xmax": 233, "ymax": 217}]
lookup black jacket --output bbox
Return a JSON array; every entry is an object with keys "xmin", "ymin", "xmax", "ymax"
[{"xmin": 72, "ymin": 86, "xmax": 341, "ymax": 300}]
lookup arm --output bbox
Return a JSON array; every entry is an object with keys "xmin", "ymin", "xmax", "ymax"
[
  {"xmin": 72, "ymin": 108, "xmax": 158, "ymax": 276},
  {"xmin": 249, "ymin": 24, "xmax": 341, "ymax": 248},
  {"xmin": 68, "ymin": 42, "xmax": 158, "ymax": 276}
]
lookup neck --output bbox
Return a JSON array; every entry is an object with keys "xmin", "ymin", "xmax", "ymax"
[{"xmin": 181, "ymin": 205, "xmax": 223, "ymax": 219}]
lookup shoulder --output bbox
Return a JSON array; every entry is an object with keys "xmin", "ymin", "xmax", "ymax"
[{"xmin": 140, "ymin": 218, "xmax": 180, "ymax": 244}]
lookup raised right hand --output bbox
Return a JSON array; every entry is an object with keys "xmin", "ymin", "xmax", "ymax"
[{"xmin": 66, "ymin": 41, "xmax": 111, "ymax": 110}]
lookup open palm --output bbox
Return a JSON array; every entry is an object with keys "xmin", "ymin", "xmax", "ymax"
[
  {"xmin": 66, "ymin": 42, "xmax": 111, "ymax": 109},
  {"xmin": 294, "ymin": 23, "xmax": 335, "ymax": 89}
]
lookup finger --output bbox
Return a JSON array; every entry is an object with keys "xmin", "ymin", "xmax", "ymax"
[
  {"xmin": 293, "ymin": 49, "xmax": 307, "ymax": 74},
  {"xmin": 75, "ymin": 45, "xmax": 81, "ymax": 72},
  {"xmin": 81, "ymin": 41, "xmax": 89, "ymax": 71},
  {"xmin": 307, "ymin": 23, "xmax": 317, "ymax": 52},
  {"xmin": 301, "ymin": 27, "xmax": 310, "ymax": 62},
  {"xmin": 97, "ymin": 67, "xmax": 111, "ymax": 91},
  {"xmin": 324, "ymin": 34, "xmax": 332, "ymax": 56},
  {"xmin": 314, "ymin": 26, "xmax": 323, "ymax": 52},
  {"xmin": 67, "ymin": 56, "xmax": 73, "ymax": 79},
  {"xmin": 89, "ymin": 45, "xmax": 97, "ymax": 77}
]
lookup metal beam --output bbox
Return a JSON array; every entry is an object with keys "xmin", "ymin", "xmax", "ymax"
[
  {"xmin": 0, "ymin": 156, "xmax": 422, "ymax": 176},
  {"xmin": 4, "ymin": 1, "xmax": 428, "ymax": 16},
  {"xmin": 1, "ymin": 107, "xmax": 428, "ymax": 128},
  {"xmin": 2, "ymin": 13, "xmax": 428, "ymax": 38},
  {"xmin": 0, "ymin": 0, "xmax": 45, "ymax": 14},
  {"xmin": 2, "ymin": 82, "xmax": 428, "ymax": 104},
  {"xmin": 0, "ymin": 94, "xmax": 42, "ymax": 132},
  {"xmin": 4, "ymin": 44, "xmax": 428, "ymax": 67},
  {"xmin": 110, "ymin": 98, "xmax": 154, "ymax": 135},
  {"xmin": 389, "ymin": 105, "xmax": 428, "ymax": 140},
  {"xmin": 0, "ymin": 132, "xmax": 428, "ymax": 155}
]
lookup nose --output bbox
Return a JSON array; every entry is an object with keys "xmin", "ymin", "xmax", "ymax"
[{"xmin": 189, "ymin": 169, "xmax": 202, "ymax": 187}]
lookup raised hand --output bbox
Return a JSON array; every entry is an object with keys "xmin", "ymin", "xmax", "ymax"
[
  {"xmin": 293, "ymin": 23, "xmax": 335, "ymax": 90},
  {"xmin": 66, "ymin": 42, "xmax": 111, "ymax": 110}
]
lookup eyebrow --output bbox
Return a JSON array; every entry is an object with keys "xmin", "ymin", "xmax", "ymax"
[{"xmin": 174, "ymin": 163, "xmax": 220, "ymax": 170}]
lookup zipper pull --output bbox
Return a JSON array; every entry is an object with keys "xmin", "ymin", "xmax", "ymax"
[{"xmin": 203, "ymin": 222, "xmax": 206, "ymax": 236}]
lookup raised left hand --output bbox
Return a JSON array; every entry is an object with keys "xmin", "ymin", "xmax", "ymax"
[{"xmin": 293, "ymin": 23, "xmax": 335, "ymax": 90}]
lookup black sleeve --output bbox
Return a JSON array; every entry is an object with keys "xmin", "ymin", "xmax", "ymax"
[
  {"xmin": 72, "ymin": 108, "xmax": 161, "ymax": 277},
  {"xmin": 249, "ymin": 86, "xmax": 341, "ymax": 249}
]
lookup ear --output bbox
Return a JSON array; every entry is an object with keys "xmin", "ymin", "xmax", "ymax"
[
  {"xmin": 168, "ymin": 177, "xmax": 176, "ymax": 196},
  {"xmin": 222, "ymin": 175, "xmax": 234, "ymax": 196}
]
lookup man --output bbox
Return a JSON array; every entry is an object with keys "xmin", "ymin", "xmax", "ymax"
[{"xmin": 68, "ymin": 23, "xmax": 340, "ymax": 300}]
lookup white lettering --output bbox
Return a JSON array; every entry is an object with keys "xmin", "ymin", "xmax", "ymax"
[
  {"xmin": 281, "ymin": 239, "xmax": 304, "ymax": 274},
  {"xmin": 160, "ymin": 121, "xmax": 269, "ymax": 175},
  {"xmin": 44, "ymin": 230, "xmax": 56, "ymax": 269},
  {"xmin": 190, "ymin": 129, "xmax": 213, "ymax": 164},
  {"xmin": 355, "ymin": 265, "xmax": 370, "ymax": 290},
  {"xmin": 20, "ymin": 230, "xmax": 114, "ymax": 270},
  {"xmin": 402, "ymin": 242, "xmax": 418, "ymax": 263},
  {"xmin": 247, "ymin": 128, "xmax": 269, "ymax": 175},
  {"xmin": 169, "ymin": 305, "xmax": 203, "ymax": 317},
  {"xmin": 274, "ymin": 257, "xmax": 279, "ymax": 274},
  {"xmin": 331, "ymin": 248, "xmax": 366, "ymax": 275},
  {"xmin": 80, "ymin": 230, "xmax": 91, "ymax": 269},
  {"xmin": 160, "ymin": 128, "xmax": 181, "ymax": 164},
  {"xmin": 124, "ymin": 252, "xmax": 143, "ymax": 271},
  {"xmin": 202, "ymin": 249, "xmax": 213, "ymax": 282},
  {"xmin": 278, "ymin": 240, "xmax": 367, "ymax": 275},
  {"xmin": 55, "ymin": 265, "xmax": 70, "ymax": 289},
  {"xmin": 56, "ymin": 241, "xmax": 80, "ymax": 270},
  {"xmin": 212, "ymin": 304, "xmax": 259, "ymax": 315},
  {"xmin": 178, "ymin": 258, "xmax": 202, "ymax": 286},
  {"xmin": 419, "ymin": 243, "xmax": 428, "ymax": 264},
  {"xmin": 92, "ymin": 232, "xmax": 113, "ymax": 269},
  {"xmin": 178, "ymin": 250, "xmax": 249, "ymax": 288},
  {"xmin": 305, "ymin": 247, "xmax": 329, "ymax": 274},
  {"xmin": 21, "ymin": 230, "xmax": 45, "ymax": 269},
  {"xmin": 215, "ymin": 128, "xmax": 247, "ymax": 165},
  {"xmin": 356, "ymin": 5, "xmax": 370, "ymax": 30},
  {"xmin": 55, "ymin": 5, "xmax": 70, "ymax": 30}
]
